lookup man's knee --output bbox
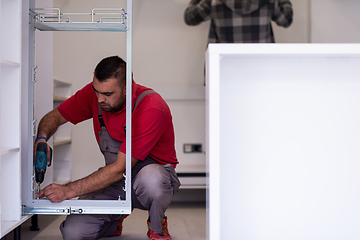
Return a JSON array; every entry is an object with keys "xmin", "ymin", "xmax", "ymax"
[
  {"xmin": 60, "ymin": 219, "xmax": 83, "ymax": 240},
  {"xmin": 133, "ymin": 164, "xmax": 173, "ymax": 203},
  {"xmin": 60, "ymin": 216, "xmax": 99, "ymax": 240}
]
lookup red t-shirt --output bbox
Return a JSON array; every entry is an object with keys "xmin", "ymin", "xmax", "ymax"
[{"xmin": 57, "ymin": 80, "xmax": 178, "ymax": 167}]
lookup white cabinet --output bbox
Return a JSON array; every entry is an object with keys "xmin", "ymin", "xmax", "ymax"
[
  {"xmin": 53, "ymin": 78, "xmax": 72, "ymax": 185},
  {"xmin": 0, "ymin": 0, "xmax": 30, "ymax": 237},
  {"xmin": 0, "ymin": 0, "xmax": 133, "ymax": 238},
  {"xmin": 22, "ymin": 1, "xmax": 133, "ymax": 216},
  {"xmin": 206, "ymin": 44, "xmax": 360, "ymax": 240}
]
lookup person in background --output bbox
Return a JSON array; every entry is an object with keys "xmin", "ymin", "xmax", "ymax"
[
  {"xmin": 184, "ymin": 0, "xmax": 293, "ymax": 43},
  {"xmin": 35, "ymin": 56, "xmax": 180, "ymax": 240}
]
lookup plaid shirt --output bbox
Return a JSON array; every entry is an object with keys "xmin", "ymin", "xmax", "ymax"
[{"xmin": 184, "ymin": 0, "xmax": 293, "ymax": 43}]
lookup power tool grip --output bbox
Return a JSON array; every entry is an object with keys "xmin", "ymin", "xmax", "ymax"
[
  {"xmin": 49, "ymin": 147, "xmax": 52, "ymax": 167},
  {"xmin": 35, "ymin": 142, "xmax": 52, "ymax": 169}
]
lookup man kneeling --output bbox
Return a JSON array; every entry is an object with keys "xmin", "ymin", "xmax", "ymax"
[{"xmin": 35, "ymin": 56, "xmax": 181, "ymax": 240}]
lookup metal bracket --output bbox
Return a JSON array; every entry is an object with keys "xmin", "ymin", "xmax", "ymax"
[
  {"xmin": 23, "ymin": 206, "xmax": 71, "ymax": 215},
  {"xmin": 71, "ymin": 208, "xmax": 84, "ymax": 214},
  {"xmin": 32, "ymin": 65, "xmax": 37, "ymax": 83},
  {"xmin": 31, "ymin": 174, "xmax": 36, "ymax": 192},
  {"xmin": 32, "ymin": 118, "xmax": 37, "ymax": 137},
  {"xmin": 123, "ymin": 173, "xmax": 127, "ymax": 192},
  {"xmin": 23, "ymin": 204, "xmax": 130, "ymax": 215}
]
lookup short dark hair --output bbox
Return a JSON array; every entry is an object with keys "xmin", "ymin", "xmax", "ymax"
[{"xmin": 94, "ymin": 56, "xmax": 126, "ymax": 85}]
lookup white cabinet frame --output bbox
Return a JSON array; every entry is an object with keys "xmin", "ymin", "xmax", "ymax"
[{"xmin": 22, "ymin": 0, "xmax": 133, "ymax": 216}]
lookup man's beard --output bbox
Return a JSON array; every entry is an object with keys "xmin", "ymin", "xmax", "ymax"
[{"xmin": 101, "ymin": 103, "xmax": 123, "ymax": 112}]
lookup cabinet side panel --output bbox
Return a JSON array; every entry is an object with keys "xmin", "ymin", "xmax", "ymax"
[
  {"xmin": 21, "ymin": 0, "xmax": 35, "ymax": 205},
  {"xmin": 219, "ymin": 55, "xmax": 360, "ymax": 239},
  {"xmin": 0, "ymin": 0, "xmax": 21, "ymax": 62},
  {"xmin": 0, "ymin": 67, "xmax": 20, "ymax": 149},
  {"xmin": 1, "ymin": 152, "xmax": 21, "ymax": 222}
]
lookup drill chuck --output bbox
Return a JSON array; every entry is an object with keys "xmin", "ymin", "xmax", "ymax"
[{"xmin": 35, "ymin": 170, "xmax": 45, "ymax": 184}]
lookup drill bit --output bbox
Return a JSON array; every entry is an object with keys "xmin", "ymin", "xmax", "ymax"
[{"xmin": 36, "ymin": 183, "xmax": 41, "ymax": 198}]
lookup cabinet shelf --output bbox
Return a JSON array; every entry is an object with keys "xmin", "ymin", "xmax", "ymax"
[
  {"xmin": 0, "ymin": 59, "xmax": 20, "ymax": 68},
  {"xmin": 31, "ymin": 22, "xmax": 127, "ymax": 32},
  {"xmin": 53, "ymin": 96, "xmax": 68, "ymax": 102},
  {"xmin": 1, "ymin": 216, "xmax": 31, "ymax": 237},
  {"xmin": 176, "ymin": 165, "xmax": 206, "ymax": 189},
  {"xmin": 176, "ymin": 164, "xmax": 206, "ymax": 174},
  {"xmin": 0, "ymin": 147, "xmax": 20, "ymax": 156},
  {"xmin": 30, "ymin": 8, "xmax": 127, "ymax": 32},
  {"xmin": 54, "ymin": 139, "xmax": 71, "ymax": 146},
  {"xmin": 54, "ymin": 178, "xmax": 71, "ymax": 185}
]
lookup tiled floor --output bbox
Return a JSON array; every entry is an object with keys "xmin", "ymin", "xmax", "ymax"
[{"xmin": 7, "ymin": 201, "xmax": 206, "ymax": 240}]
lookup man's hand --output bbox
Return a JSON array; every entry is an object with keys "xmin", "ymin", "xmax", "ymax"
[
  {"xmin": 184, "ymin": 0, "xmax": 211, "ymax": 26},
  {"xmin": 34, "ymin": 108, "xmax": 68, "ymax": 165},
  {"xmin": 37, "ymin": 183, "xmax": 69, "ymax": 203},
  {"xmin": 36, "ymin": 152, "xmax": 139, "ymax": 203}
]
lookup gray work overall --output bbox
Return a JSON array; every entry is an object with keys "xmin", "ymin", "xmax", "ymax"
[{"xmin": 60, "ymin": 90, "xmax": 181, "ymax": 240}]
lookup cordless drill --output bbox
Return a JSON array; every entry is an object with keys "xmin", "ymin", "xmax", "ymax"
[{"xmin": 35, "ymin": 142, "xmax": 52, "ymax": 195}]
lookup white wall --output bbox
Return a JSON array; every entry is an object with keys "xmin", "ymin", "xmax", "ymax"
[
  {"xmin": 311, "ymin": 0, "xmax": 360, "ymax": 43},
  {"xmin": 52, "ymin": 0, "xmax": 309, "ymax": 180},
  {"xmin": 273, "ymin": 0, "xmax": 310, "ymax": 43},
  {"xmin": 53, "ymin": 0, "xmax": 210, "ymax": 180}
]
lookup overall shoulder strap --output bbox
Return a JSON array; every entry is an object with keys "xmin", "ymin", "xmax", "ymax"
[
  {"xmin": 98, "ymin": 103, "xmax": 105, "ymax": 128},
  {"xmin": 132, "ymin": 90, "xmax": 157, "ymax": 113}
]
